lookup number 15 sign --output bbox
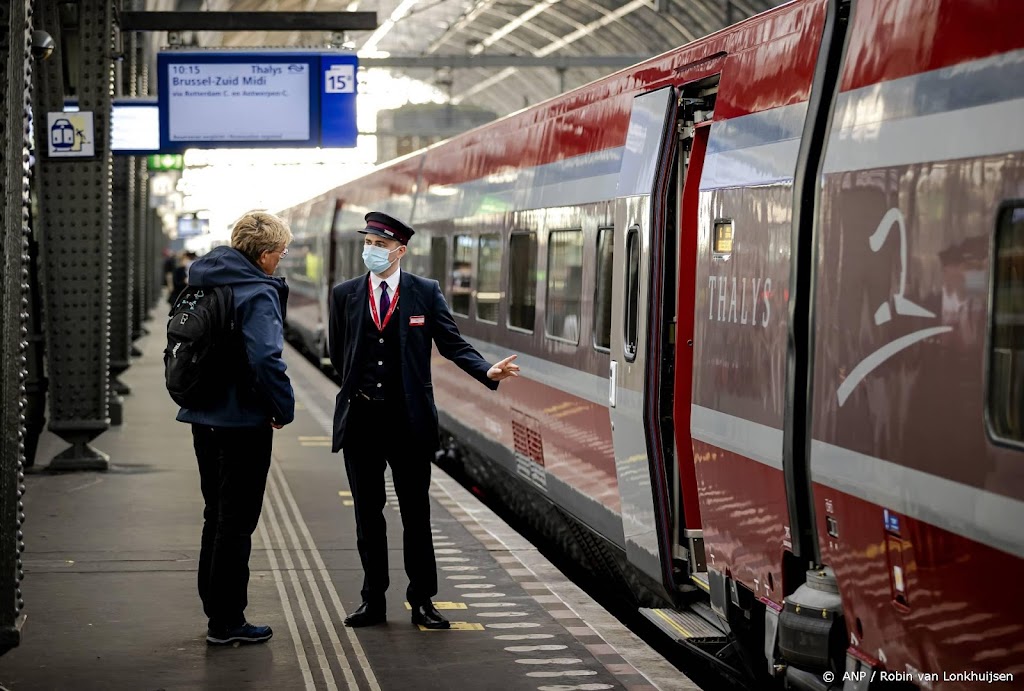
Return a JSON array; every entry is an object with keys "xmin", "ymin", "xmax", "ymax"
[
  {"xmin": 325, "ymin": 64, "xmax": 356, "ymax": 93},
  {"xmin": 321, "ymin": 54, "xmax": 358, "ymax": 147}
]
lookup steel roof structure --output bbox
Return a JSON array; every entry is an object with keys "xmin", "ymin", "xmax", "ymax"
[{"xmin": 161, "ymin": 0, "xmax": 786, "ymax": 116}]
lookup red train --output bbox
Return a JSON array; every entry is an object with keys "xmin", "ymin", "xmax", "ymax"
[{"xmin": 277, "ymin": 1, "xmax": 1024, "ymax": 688}]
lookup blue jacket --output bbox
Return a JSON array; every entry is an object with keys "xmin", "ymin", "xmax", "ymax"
[{"xmin": 176, "ymin": 246, "xmax": 295, "ymax": 428}]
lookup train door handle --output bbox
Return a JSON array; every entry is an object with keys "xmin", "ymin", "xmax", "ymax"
[{"xmin": 609, "ymin": 360, "xmax": 617, "ymax": 408}]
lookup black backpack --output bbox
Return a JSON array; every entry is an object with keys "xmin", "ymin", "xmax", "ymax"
[{"xmin": 164, "ymin": 285, "xmax": 237, "ymax": 409}]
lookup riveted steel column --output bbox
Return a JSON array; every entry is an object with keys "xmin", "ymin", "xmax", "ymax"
[
  {"xmin": 132, "ymin": 24, "xmax": 152, "ymax": 343},
  {"xmin": 108, "ymin": 18, "xmax": 135, "ymax": 399},
  {"xmin": 132, "ymin": 154, "xmax": 148, "ymax": 350},
  {"xmin": 109, "ymin": 156, "xmax": 132, "ymax": 399},
  {"xmin": 0, "ymin": 0, "xmax": 34, "ymax": 653},
  {"xmin": 33, "ymin": 0, "xmax": 115, "ymax": 469}
]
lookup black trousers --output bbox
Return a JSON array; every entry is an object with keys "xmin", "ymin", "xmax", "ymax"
[
  {"xmin": 343, "ymin": 398, "xmax": 437, "ymax": 606},
  {"xmin": 193, "ymin": 424, "xmax": 273, "ymax": 629}
]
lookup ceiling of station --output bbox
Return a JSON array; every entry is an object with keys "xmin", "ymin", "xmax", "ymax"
[{"xmin": 174, "ymin": 0, "xmax": 787, "ymax": 117}]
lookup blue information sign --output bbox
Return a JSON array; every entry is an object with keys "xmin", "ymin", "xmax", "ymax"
[{"xmin": 157, "ymin": 50, "xmax": 358, "ymax": 150}]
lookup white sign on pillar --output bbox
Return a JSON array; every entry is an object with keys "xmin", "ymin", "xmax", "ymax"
[{"xmin": 47, "ymin": 111, "xmax": 96, "ymax": 158}]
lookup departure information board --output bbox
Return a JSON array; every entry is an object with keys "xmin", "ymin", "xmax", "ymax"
[{"xmin": 157, "ymin": 50, "xmax": 358, "ymax": 150}]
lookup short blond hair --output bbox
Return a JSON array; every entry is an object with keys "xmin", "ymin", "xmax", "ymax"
[{"xmin": 230, "ymin": 210, "xmax": 293, "ymax": 263}]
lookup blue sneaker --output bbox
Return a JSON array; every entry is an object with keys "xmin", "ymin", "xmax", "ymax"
[{"xmin": 207, "ymin": 622, "xmax": 273, "ymax": 645}]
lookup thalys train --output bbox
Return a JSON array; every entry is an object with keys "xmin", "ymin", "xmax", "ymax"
[{"xmin": 275, "ymin": 1, "xmax": 1024, "ymax": 688}]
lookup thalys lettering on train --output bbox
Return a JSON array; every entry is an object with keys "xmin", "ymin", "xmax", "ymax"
[{"xmin": 275, "ymin": 1, "xmax": 1024, "ymax": 689}]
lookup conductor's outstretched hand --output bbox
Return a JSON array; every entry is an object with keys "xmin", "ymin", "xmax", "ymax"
[{"xmin": 487, "ymin": 354, "xmax": 521, "ymax": 381}]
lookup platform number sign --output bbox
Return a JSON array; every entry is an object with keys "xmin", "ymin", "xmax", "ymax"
[
  {"xmin": 325, "ymin": 63, "xmax": 355, "ymax": 93},
  {"xmin": 320, "ymin": 54, "xmax": 358, "ymax": 147}
]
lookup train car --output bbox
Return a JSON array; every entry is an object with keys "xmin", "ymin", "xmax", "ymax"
[{"xmin": 278, "ymin": 1, "xmax": 1024, "ymax": 688}]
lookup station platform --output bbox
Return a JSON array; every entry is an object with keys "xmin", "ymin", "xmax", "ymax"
[{"xmin": 0, "ymin": 330, "xmax": 699, "ymax": 691}]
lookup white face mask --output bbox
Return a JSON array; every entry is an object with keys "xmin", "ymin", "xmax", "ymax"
[{"xmin": 362, "ymin": 244, "xmax": 399, "ymax": 274}]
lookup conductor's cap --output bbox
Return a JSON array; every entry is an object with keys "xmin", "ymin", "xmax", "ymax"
[{"xmin": 361, "ymin": 212, "xmax": 414, "ymax": 245}]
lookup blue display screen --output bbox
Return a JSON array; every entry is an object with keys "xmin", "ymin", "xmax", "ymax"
[{"xmin": 157, "ymin": 50, "xmax": 357, "ymax": 150}]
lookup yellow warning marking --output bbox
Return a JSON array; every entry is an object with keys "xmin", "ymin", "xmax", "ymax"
[
  {"xmin": 338, "ymin": 490, "xmax": 352, "ymax": 497},
  {"xmin": 295, "ymin": 403, "xmax": 307, "ymax": 411},
  {"xmin": 301, "ymin": 441, "xmax": 333, "ymax": 447},
  {"xmin": 653, "ymin": 608, "xmax": 695, "ymax": 639},
  {"xmin": 691, "ymin": 576, "xmax": 710, "ymax": 593},
  {"xmin": 405, "ymin": 602, "xmax": 467, "ymax": 610},
  {"xmin": 342, "ymin": 500, "xmax": 354, "ymax": 506},
  {"xmin": 418, "ymin": 622, "xmax": 483, "ymax": 631},
  {"xmin": 300, "ymin": 436, "xmax": 331, "ymax": 441}
]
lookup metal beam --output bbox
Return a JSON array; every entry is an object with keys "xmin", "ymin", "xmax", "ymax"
[
  {"xmin": 118, "ymin": 11, "xmax": 377, "ymax": 32},
  {"xmin": 361, "ymin": 54, "xmax": 649, "ymax": 69}
]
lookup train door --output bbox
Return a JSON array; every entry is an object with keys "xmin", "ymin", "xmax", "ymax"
[
  {"xmin": 609, "ymin": 86, "xmax": 680, "ymax": 598},
  {"xmin": 672, "ymin": 79, "xmax": 718, "ymax": 586},
  {"xmin": 327, "ymin": 199, "xmax": 342, "ymax": 290},
  {"xmin": 323, "ymin": 200, "xmax": 345, "ymax": 367}
]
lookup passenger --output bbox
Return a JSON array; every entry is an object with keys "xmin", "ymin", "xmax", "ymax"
[
  {"xmin": 168, "ymin": 251, "xmax": 199, "ymax": 305},
  {"xmin": 168, "ymin": 252, "xmax": 188, "ymax": 306},
  {"xmin": 328, "ymin": 211, "xmax": 520, "ymax": 630},
  {"xmin": 177, "ymin": 210, "xmax": 295, "ymax": 646},
  {"xmin": 183, "ymin": 250, "xmax": 198, "ymax": 285},
  {"xmin": 162, "ymin": 247, "xmax": 177, "ymax": 290}
]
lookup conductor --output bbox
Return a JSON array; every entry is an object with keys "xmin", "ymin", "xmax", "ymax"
[{"xmin": 328, "ymin": 211, "xmax": 520, "ymax": 630}]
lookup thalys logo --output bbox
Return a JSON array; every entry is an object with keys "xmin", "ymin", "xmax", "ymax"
[{"xmin": 836, "ymin": 208, "xmax": 952, "ymax": 406}]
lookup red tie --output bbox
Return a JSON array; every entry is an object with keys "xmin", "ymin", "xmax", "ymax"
[{"xmin": 379, "ymin": 283, "xmax": 390, "ymax": 319}]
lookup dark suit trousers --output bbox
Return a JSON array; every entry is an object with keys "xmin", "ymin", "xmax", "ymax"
[
  {"xmin": 193, "ymin": 424, "xmax": 272, "ymax": 629},
  {"xmin": 343, "ymin": 398, "xmax": 437, "ymax": 606}
]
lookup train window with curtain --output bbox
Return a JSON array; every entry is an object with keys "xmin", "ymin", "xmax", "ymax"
[
  {"xmin": 508, "ymin": 232, "xmax": 537, "ymax": 331},
  {"xmin": 476, "ymin": 233, "xmax": 502, "ymax": 323},
  {"xmin": 988, "ymin": 202, "xmax": 1024, "ymax": 444},
  {"xmin": 594, "ymin": 227, "xmax": 614, "ymax": 351},
  {"xmin": 450, "ymin": 234, "xmax": 474, "ymax": 316},
  {"xmin": 546, "ymin": 229, "xmax": 584, "ymax": 344},
  {"xmin": 624, "ymin": 227, "xmax": 641, "ymax": 360}
]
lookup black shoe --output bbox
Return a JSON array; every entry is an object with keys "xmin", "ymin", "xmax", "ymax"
[
  {"xmin": 411, "ymin": 602, "xmax": 450, "ymax": 630},
  {"xmin": 344, "ymin": 601, "xmax": 386, "ymax": 627},
  {"xmin": 207, "ymin": 622, "xmax": 273, "ymax": 645}
]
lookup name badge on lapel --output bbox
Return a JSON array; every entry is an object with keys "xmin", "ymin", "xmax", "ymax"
[{"xmin": 409, "ymin": 315, "xmax": 426, "ymax": 327}]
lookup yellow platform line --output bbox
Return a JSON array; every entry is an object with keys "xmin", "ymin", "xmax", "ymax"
[
  {"xmin": 404, "ymin": 602, "xmax": 467, "ymax": 610},
  {"xmin": 418, "ymin": 622, "xmax": 483, "ymax": 631}
]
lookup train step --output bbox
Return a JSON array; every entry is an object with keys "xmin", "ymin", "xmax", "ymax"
[{"xmin": 639, "ymin": 605, "xmax": 726, "ymax": 643}]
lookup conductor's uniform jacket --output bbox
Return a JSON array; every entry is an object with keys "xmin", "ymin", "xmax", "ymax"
[{"xmin": 328, "ymin": 270, "xmax": 497, "ymax": 452}]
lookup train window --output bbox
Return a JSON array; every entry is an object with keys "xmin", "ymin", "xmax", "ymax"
[
  {"xmin": 340, "ymin": 239, "xmax": 361, "ymax": 281},
  {"xmin": 477, "ymin": 233, "xmax": 502, "ymax": 323},
  {"xmin": 430, "ymin": 237, "xmax": 447, "ymax": 283},
  {"xmin": 594, "ymin": 227, "xmax": 614, "ymax": 351},
  {"xmin": 714, "ymin": 219, "xmax": 734, "ymax": 258},
  {"xmin": 280, "ymin": 239, "xmax": 320, "ymax": 299},
  {"xmin": 988, "ymin": 202, "xmax": 1024, "ymax": 444},
  {"xmin": 624, "ymin": 227, "xmax": 641, "ymax": 360},
  {"xmin": 508, "ymin": 232, "xmax": 537, "ymax": 332},
  {"xmin": 545, "ymin": 229, "xmax": 584, "ymax": 344},
  {"xmin": 450, "ymin": 234, "xmax": 474, "ymax": 316},
  {"xmin": 348, "ymin": 239, "xmax": 362, "ymax": 280}
]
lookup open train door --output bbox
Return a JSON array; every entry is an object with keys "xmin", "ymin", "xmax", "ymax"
[{"xmin": 608, "ymin": 86, "xmax": 681, "ymax": 600}]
